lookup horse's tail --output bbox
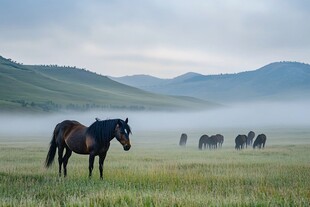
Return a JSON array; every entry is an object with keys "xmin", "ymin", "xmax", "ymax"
[{"xmin": 45, "ymin": 125, "xmax": 58, "ymax": 168}]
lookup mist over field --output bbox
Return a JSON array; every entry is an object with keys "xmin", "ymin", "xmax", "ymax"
[{"xmin": 0, "ymin": 101, "xmax": 309, "ymax": 137}]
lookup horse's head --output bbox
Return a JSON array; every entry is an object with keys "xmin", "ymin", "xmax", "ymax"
[{"xmin": 115, "ymin": 118, "xmax": 131, "ymax": 151}]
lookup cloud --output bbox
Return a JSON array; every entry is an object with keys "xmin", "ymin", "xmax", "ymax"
[{"xmin": 0, "ymin": 0, "xmax": 310, "ymax": 77}]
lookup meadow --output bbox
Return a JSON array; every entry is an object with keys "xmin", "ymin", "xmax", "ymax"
[{"xmin": 0, "ymin": 127, "xmax": 309, "ymax": 206}]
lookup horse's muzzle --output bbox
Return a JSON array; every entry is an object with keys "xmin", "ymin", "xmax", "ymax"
[{"xmin": 123, "ymin": 145, "xmax": 131, "ymax": 151}]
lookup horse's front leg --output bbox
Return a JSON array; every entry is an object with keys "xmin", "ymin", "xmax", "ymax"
[
  {"xmin": 88, "ymin": 153, "xmax": 95, "ymax": 178},
  {"xmin": 99, "ymin": 151, "xmax": 108, "ymax": 180}
]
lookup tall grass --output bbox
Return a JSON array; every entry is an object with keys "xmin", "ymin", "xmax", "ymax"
[{"xmin": 0, "ymin": 131, "xmax": 309, "ymax": 206}]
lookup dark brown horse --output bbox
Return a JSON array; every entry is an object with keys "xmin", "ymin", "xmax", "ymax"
[
  {"xmin": 198, "ymin": 134, "xmax": 218, "ymax": 150},
  {"xmin": 247, "ymin": 131, "xmax": 255, "ymax": 146},
  {"xmin": 45, "ymin": 118, "xmax": 131, "ymax": 179},
  {"xmin": 215, "ymin": 134, "xmax": 224, "ymax": 148},
  {"xmin": 198, "ymin": 134, "xmax": 209, "ymax": 150},
  {"xmin": 179, "ymin": 133, "xmax": 187, "ymax": 146},
  {"xmin": 235, "ymin": 134, "xmax": 247, "ymax": 150},
  {"xmin": 253, "ymin": 134, "xmax": 267, "ymax": 149},
  {"xmin": 208, "ymin": 135, "xmax": 219, "ymax": 149}
]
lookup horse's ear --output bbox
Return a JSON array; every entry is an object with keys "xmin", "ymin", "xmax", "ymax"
[{"xmin": 125, "ymin": 118, "xmax": 128, "ymax": 123}]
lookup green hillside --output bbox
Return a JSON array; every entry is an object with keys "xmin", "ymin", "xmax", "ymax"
[{"xmin": 0, "ymin": 56, "xmax": 215, "ymax": 112}]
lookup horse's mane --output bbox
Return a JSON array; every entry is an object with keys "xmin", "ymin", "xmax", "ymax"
[{"xmin": 86, "ymin": 119, "xmax": 131, "ymax": 145}]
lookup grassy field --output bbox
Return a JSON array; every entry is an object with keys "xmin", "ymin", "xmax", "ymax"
[{"xmin": 0, "ymin": 128, "xmax": 309, "ymax": 206}]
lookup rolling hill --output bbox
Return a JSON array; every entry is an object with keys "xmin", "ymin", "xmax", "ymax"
[
  {"xmin": 111, "ymin": 62, "xmax": 310, "ymax": 103},
  {"xmin": 0, "ymin": 56, "xmax": 216, "ymax": 112}
]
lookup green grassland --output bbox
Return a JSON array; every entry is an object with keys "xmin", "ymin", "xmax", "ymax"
[{"xmin": 0, "ymin": 128, "xmax": 309, "ymax": 206}]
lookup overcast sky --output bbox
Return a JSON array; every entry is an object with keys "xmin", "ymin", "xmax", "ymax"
[{"xmin": 0, "ymin": 0, "xmax": 309, "ymax": 78}]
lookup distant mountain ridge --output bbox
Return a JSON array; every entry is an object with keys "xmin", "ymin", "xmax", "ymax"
[
  {"xmin": 0, "ymin": 56, "xmax": 216, "ymax": 112},
  {"xmin": 109, "ymin": 74, "xmax": 167, "ymax": 88},
  {"xmin": 109, "ymin": 72, "xmax": 203, "ymax": 87},
  {"xmin": 111, "ymin": 62, "xmax": 310, "ymax": 103}
]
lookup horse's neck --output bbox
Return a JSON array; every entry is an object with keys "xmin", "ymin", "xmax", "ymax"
[{"xmin": 96, "ymin": 131, "xmax": 115, "ymax": 146}]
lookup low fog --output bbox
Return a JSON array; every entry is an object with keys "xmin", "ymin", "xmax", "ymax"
[{"xmin": 0, "ymin": 101, "xmax": 309, "ymax": 137}]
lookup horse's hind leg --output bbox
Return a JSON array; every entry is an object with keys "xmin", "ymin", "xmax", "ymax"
[
  {"xmin": 63, "ymin": 148, "xmax": 72, "ymax": 177},
  {"xmin": 89, "ymin": 152, "xmax": 95, "ymax": 178},
  {"xmin": 58, "ymin": 146, "xmax": 64, "ymax": 177}
]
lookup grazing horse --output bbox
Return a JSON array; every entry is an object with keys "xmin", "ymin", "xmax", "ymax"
[
  {"xmin": 208, "ymin": 135, "xmax": 218, "ymax": 149},
  {"xmin": 179, "ymin": 133, "xmax": 187, "ymax": 146},
  {"xmin": 235, "ymin": 135, "xmax": 247, "ymax": 150},
  {"xmin": 253, "ymin": 134, "xmax": 267, "ymax": 149},
  {"xmin": 247, "ymin": 131, "xmax": 255, "ymax": 146},
  {"xmin": 215, "ymin": 134, "xmax": 224, "ymax": 148},
  {"xmin": 198, "ymin": 134, "xmax": 209, "ymax": 150},
  {"xmin": 199, "ymin": 135, "xmax": 219, "ymax": 150},
  {"xmin": 45, "ymin": 118, "xmax": 131, "ymax": 179}
]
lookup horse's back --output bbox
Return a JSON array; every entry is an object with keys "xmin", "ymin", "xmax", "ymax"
[
  {"xmin": 58, "ymin": 120, "xmax": 82, "ymax": 130},
  {"xmin": 54, "ymin": 120, "xmax": 88, "ymax": 153}
]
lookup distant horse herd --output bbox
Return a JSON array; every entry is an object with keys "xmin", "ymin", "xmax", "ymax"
[
  {"xmin": 179, "ymin": 130, "xmax": 267, "ymax": 150},
  {"xmin": 198, "ymin": 134, "xmax": 224, "ymax": 150}
]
